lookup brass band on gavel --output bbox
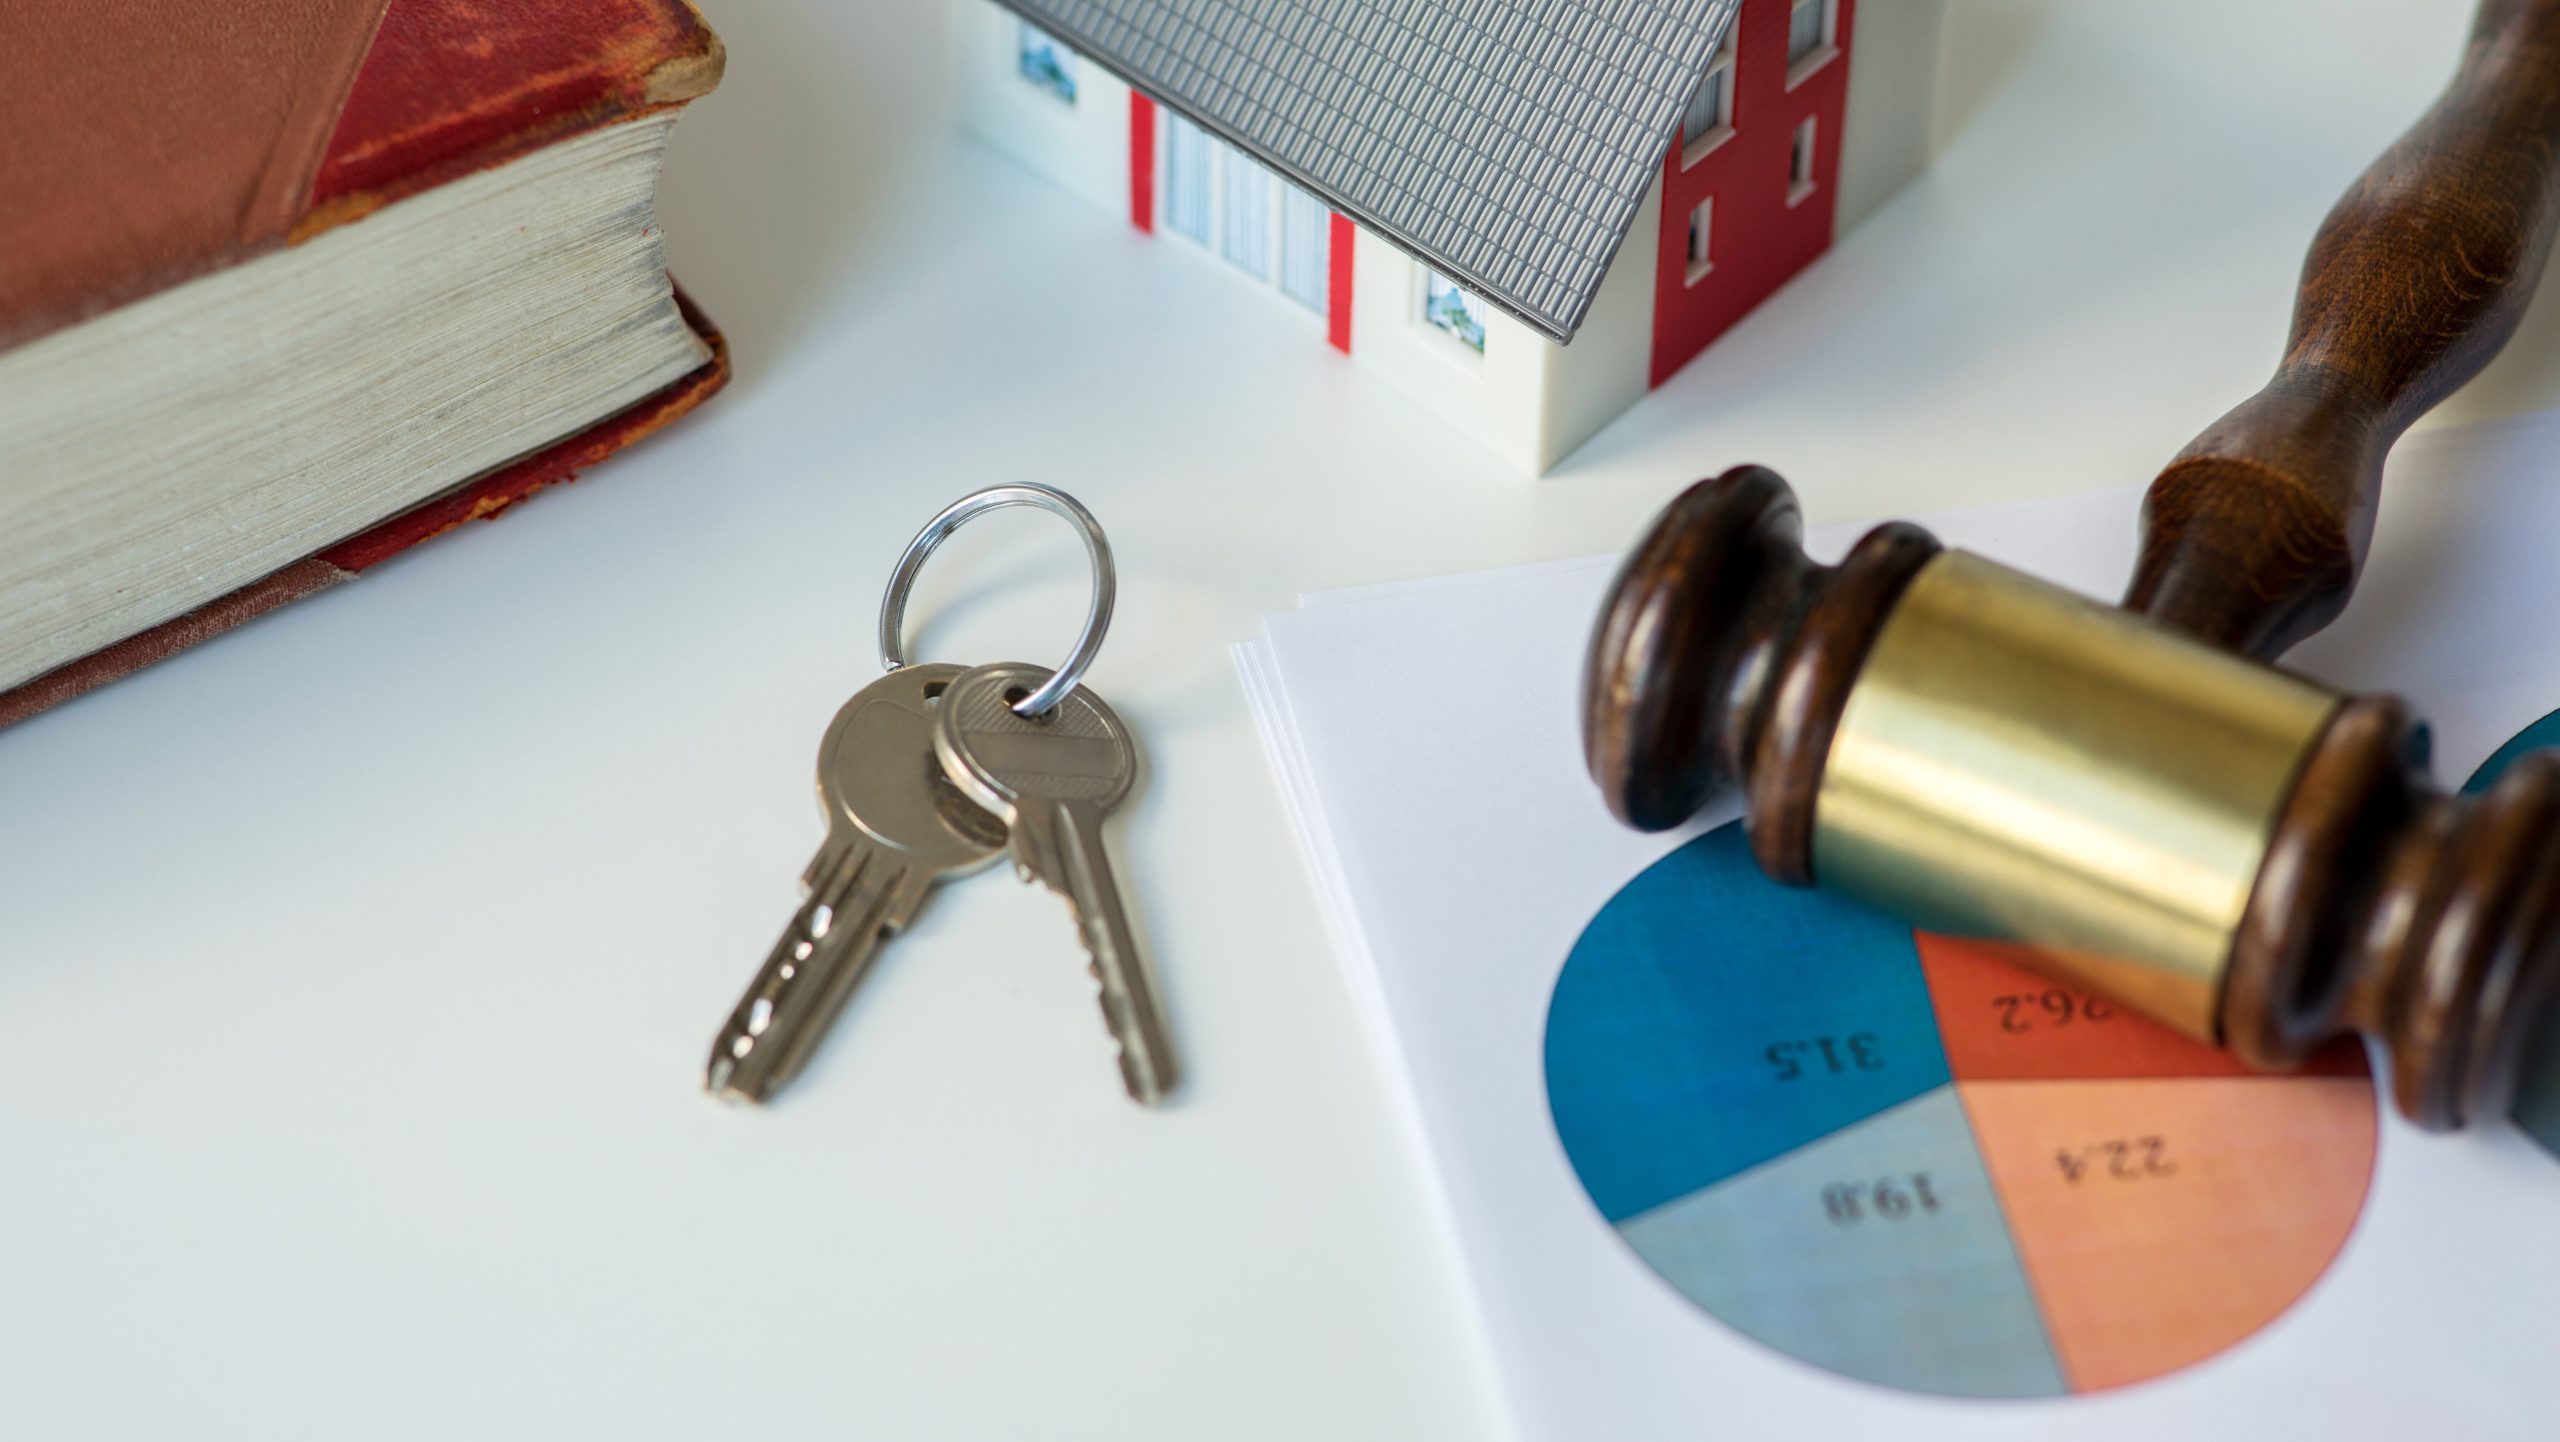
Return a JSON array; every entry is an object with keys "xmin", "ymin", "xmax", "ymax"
[
  {"xmin": 1811, "ymin": 550, "xmax": 2337, "ymax": 1046},
  {"xmin": 1585, "ymin": 463, "xmax": 2560, "ymax": 1131}
]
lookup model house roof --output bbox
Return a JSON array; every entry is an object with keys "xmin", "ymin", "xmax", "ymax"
[{"xmin": 993, "ymin": 0, "xmax": 1742, "ymax": 343}]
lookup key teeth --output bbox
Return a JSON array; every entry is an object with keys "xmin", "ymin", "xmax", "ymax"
[
  {"xmin": 1077, "ymin": 937, "xmax": 1177, "ymax": 1105},
  {"xmin": 703, "ymin": 1054, "xmax": 748, "ymax": 1101},
  {"xmin": 705, "ymin": 1045, "xmax": 781, "ymax": 1103},
  {"xmin": 704, "ymin": 1028, "xmax": 776, "ymax": 1104},
  {"xmin": 704, "ymin": 845, "xmax": 918, "ymax": 1106},
  {"xmin": 1010, "ymin": 812, "xmax": 1178, "ymax": 1105},
  {"xmin": 1120, "ymin": 1047, "xmax": 1176, "ymax": 1106}
]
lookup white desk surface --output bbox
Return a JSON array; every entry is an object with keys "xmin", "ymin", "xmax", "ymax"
[{"xmin": 6, "ymin": 2, "xmax": 2553, "ymax": 1436}]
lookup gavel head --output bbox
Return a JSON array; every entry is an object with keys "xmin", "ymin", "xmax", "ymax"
[{"xmin": 1586, "ymin": 466, "xmax": 2560, "ymax": 1130}]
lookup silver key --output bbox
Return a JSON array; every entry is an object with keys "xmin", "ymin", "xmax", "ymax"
[
  {"xmin": 933, "ymin": 662, "xmax": 1178, "ymax": 1104},
  {"xmin": 705, "ymin": 662, "xmax": 1008, "ymax": 1102}
]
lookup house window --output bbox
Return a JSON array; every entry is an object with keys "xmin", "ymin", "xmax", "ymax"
[
  {"xmin": 1016, "ymin": 22, "xmax": 1078, "ymax": 105},
  {"xmin": 1162, "ymin": 112, "xmax": 1212, "ymax": 243},
  {"xmin": 1788, "ymin": 116, "xmax": 1818, "ymax": 204},
  {"xmin": 1787, "ymin": 0, "xmax": 1837, "ymax": 79},
  {"xmin": 1278, "ymin": 183, "xmax": 1331, "ymax": 313},
  {"xmin": 1679, "ymin": 31, "xmax": 1736, "ymax": 164},
  {"xmin": 1420, "ymin": 270, "xmax": 1487, "ymax": 354},
  {"xmin": 1685, "ymin": 197, "xmax": 1713, "ymax": 283},
  {"xmin": 1222, "ymin": 149, "xmax": 1276, "ymax": 279}
]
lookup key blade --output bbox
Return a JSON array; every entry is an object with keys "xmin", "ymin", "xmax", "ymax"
[
  {"xmin": 933, "ymin": 662, "xmax": 1176, "ymax": 1105},
  {"xmin": 705, "ymin": 840, "xmax": 928, "ymax": 1103},
  {"xmin": 702, "ymin": 663, "xmax": 1009, "ymax": 1105},
  {"xmin": 1014, "ymin": 798, "xmax": 1180, "ymax": 1105}
]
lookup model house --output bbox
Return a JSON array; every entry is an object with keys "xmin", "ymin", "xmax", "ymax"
[{"xmin": 955, "ymin": 0, "xmax": 1942, "ymax": 473}]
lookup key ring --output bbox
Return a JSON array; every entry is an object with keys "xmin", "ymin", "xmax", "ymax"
[{"xmin": 877, "ymin": 483, "xmax": 1116, "ymax": 718}]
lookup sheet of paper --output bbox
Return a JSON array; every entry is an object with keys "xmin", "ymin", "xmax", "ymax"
[{"xmin": 1239, "ymin": 413, "xmax": 2560, "ymax": 1440}]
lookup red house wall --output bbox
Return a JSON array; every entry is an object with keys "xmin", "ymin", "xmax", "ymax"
[{"xmin": 1649, "ymin": 0, "xmax": 1856, "ymax": 386}]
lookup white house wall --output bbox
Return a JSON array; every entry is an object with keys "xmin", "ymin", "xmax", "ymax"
[
  {"xmin": 1536, "ymin": 180, "xmax": 1662, "ymax": 472},
  {"xmin": 1835, "ymin": 0, "xmax": 1946, "ymax": 232},
  {"xmin": 1345, "ymin": 231, "xmax": 1552, "ymax": 475},
  {"xmin": 951, "ymin": 0, "xmax": 1129, "ymax": 218}
]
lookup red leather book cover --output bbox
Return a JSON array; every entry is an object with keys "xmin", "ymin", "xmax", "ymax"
[{"xmin": 0, "ymin": 0, "xmax": 730, "ymax": 728}]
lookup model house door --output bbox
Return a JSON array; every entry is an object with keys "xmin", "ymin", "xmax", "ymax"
[
  {"xmin": 1156, "ymin": 107, "xmax": 1331, "ymax": 327},
  {"xmin": 1162, "ymin": 111, "xmax": 1212, "ymax": 245},
  {"xmin": 1278, "ymin": 183, "xmax": 1329, "ymax": 313},
  {"xmin": 1222, "ymin": 151, "xmax": 1274, "ymax": 279}
]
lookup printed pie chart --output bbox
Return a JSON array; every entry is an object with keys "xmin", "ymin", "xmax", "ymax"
[
  {"xmin": 1545, "ymin": 825, "xmax": 2376, "ymax": 1398},
  {"xmin": 2466, "ymin": 708, "xmax": 2560, "ymax": 1159}
]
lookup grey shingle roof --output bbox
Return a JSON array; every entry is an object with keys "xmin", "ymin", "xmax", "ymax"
[{"xmin": 992, "ymin": 0, "xmax": 1741, "ymax": 343}]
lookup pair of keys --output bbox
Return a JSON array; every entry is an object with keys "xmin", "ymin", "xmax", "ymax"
[{"xmin": 703, "ymin": 486, "xmax": 1177, "ymax": 1106}]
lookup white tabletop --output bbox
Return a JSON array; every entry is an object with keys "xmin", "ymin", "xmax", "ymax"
[{"xmin": 4, "ymin": 2, "xmax": 2549, "ymax": 1436}]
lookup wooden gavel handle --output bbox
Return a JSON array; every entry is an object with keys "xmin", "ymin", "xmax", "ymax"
[{"xmin": 2129, "ymin": 0, "xmax": 2560, "ymax": 657}]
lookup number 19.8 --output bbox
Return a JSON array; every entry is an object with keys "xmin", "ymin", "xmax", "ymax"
[{"xmin": 1821, "ymin": 1173, "xmax": 1941, "ymax": 1224}]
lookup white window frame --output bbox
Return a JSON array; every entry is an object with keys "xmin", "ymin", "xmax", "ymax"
[
  {"xmin": 1679, "ymin": 29, "xmax": 1738, "ymax": 167},
  {"xmin": 1785, "ymin": 0, "xmax": 1840, "ymax": 90},
  {"xmin": 1015, "ymin": 21, "xmax": 1080, "ymax": 106},
  {"xmin": 1787, "ymin": 116, "xmax": 1818, "ymax": 206},
  {"xmin": 1414, "ymin": 267, "xmax": 1490, "ymax": 363},
  {"xmin": 1684, "ymin": 197, "xmax": 1714, "ymax": 285}
]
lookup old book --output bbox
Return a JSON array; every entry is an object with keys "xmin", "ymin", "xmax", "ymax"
[{"xmin": 0, "ymin": 0, "xmax": 731, "ymax": 725}]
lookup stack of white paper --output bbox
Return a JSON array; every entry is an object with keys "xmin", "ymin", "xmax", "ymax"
[{"xmin": 1238, "ymin": 415, "xmax": 2560, "ymax": 1441}]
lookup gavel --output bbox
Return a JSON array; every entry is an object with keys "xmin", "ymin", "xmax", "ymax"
[{"xmin": 1585, "ymin": 0, "xmax": 2560, "ymax": 1131}]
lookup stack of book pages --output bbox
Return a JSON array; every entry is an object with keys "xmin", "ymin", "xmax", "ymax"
[{"xmin": 0, "ymin": 0, "xmax": 729, "ymax": 724}]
